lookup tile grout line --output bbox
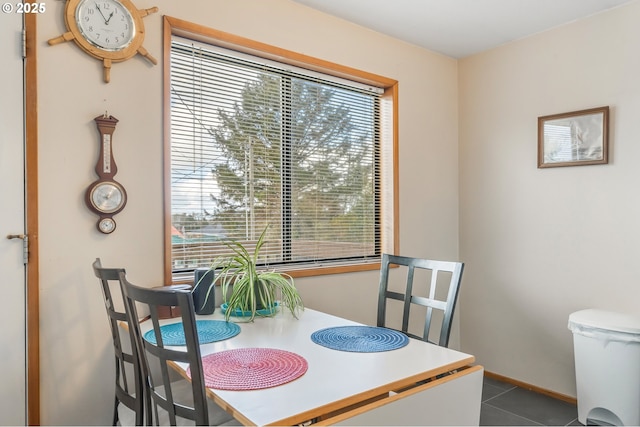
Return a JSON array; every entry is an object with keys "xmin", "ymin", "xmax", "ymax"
[
  {"xmin": 482, "ymin": 384, "xmax": 518, "ymax": 404},
  {"xmin": 482, "ymin": 401, "xmax": 545, "ymax": 426},
  {"xmin": 482, "ymin": 383, "xmax": 580, "ymax": 427}
]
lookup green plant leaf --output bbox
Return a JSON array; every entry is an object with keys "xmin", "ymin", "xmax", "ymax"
[{"xmin": 194, "ymin": 225, "xmax": 304, "ymax": 321}]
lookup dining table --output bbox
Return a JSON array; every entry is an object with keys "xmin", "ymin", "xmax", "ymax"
[{"xmin": 142, "ymin": 306, "xmax": 483, "ymax": 426}]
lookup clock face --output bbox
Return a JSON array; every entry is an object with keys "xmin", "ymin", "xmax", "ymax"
[
  {"xmin": 75, "ymin": 0, "xmax": 135, "ymax": 51},
  {"xmin": 90, "ymin": 181, "xmax": 125, "ymax": 214},
  {"xmin": 98, "ymin": 217, "xmax": 116, "ymax": 234}
]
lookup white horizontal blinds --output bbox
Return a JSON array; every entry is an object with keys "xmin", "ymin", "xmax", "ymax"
[
  {"xmin": 288, "ymin": 79, "xmax": 379, "ymax": 262},
  {"xmin": 170, "ymin": 36, "xmax": 381, "ymax": 271},
  {"xmin": 379, "ymin": 94, "xmax": 394, "ymax": 254}
]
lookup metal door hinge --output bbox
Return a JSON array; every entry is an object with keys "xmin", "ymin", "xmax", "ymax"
[
  {"xmin": 7, "ymin": 234, "xmax": 28, "ymax": 264},
  {"xmin": 22, "ymin": 29, "xmax": 27, "ymax": 59}
]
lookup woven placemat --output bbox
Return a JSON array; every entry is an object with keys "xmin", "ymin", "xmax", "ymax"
[
  {"xmin": 311, "ymin": 325, "xmax": 409, "ymax": 352},
  {"xmin": 143, "ymin": 320, "xmax": 240, "ymax": 346},
  {"xmin": 192, "ymin": 348, "xmax": 308, "ymax": 390}
]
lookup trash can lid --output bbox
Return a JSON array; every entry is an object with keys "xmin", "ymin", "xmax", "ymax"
[{"xmin": 568, "ymin": 309, "xmax": 640, "ymax": 335}]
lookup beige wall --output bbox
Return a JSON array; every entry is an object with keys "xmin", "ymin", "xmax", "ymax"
[
  {"xmin": 459, "ymin": 1, "xmax": 640, "ymax": 397},
  {"xmin": 37, "ymin": 0, "xmax": 459, "ymax": 424}
]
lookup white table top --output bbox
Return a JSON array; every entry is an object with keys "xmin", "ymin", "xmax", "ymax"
[{"xmin": 156, "ymin": 308, "xmax": 475, "ymax": 426}]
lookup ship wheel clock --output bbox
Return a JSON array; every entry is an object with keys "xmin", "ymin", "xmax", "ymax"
[
  {"xmin": 85, "ymin": 114, "xmax": 127, "ymax": 234},
  {"xmin": 47, "ymin": 0, "xmax": 158, "ymax": 83}
]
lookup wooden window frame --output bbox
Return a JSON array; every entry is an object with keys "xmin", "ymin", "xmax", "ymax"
[{"xmin": 162, "ymin": 16, "xmax": 399, "ymax": 284}]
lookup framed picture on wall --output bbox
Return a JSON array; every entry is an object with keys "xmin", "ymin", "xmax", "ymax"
[{"xmin": 538, "ymin": 106, "xmax": 609, "ymax": 168}]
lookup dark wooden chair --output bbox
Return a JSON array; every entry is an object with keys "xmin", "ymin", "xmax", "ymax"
[
  {"xmin": 92, "ymin": 258, "xmax": 145, "ymax": 426},
  {"xmin": 119, "ymin": 273, "xmax": 235, "ymax": 426},
  {"xmin": 377, "ymin": 253, "xmax": 464, "ymax": 347}
]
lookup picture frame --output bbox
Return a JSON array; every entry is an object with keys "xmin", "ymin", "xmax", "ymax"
[{"xmin": 538, "ymin": 106, "xmax": 609, "ymax": 168}]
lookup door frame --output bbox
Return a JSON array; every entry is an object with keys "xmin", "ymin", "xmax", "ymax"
[{"xmin": 25, "ymin": 13, "xmax": 40, "ymax": 426}]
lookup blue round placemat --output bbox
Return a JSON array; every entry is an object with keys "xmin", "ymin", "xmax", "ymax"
[
  {"xmin": 311, "ymin": 325, "xmax": 409, "ymax": 352},
  {"xmin": 143, "ymin": 320, "xmax": 240, "ymax": 346}
]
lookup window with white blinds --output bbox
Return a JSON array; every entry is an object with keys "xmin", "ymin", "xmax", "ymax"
[{"xmin": 169, "ymin": 35, "xmax": 387, "ymax": 277}]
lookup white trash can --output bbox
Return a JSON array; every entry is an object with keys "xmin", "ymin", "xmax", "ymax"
[{"xmin": 568, "ymin": 309, "xmax": 640, "ymax": 426}]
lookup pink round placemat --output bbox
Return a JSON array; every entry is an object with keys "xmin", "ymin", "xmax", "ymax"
[{"xmin": 189, "ymin": 348, "xmax": 308, "ymax": 391}]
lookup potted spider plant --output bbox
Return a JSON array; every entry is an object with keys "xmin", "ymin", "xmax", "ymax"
[{"xmin": 194, "ymin": 225, "xmax": 304, "ymax": 322}]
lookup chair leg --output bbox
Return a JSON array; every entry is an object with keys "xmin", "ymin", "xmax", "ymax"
[
  {"xmin": 134, "ymin": 399, "xmax": 143, "ymax": 426},
  {"xmin": 145, "ymin": 392, "xmax": 153, "ymax": 426},
  {"xmin": 112, "ymin": 396, "xmax": 119, "ymax": 426},
  {"xmin": 139, "ymin": 391, "xmax": 149, "ymax": 426}
]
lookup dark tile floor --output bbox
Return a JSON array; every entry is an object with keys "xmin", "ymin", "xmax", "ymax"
[{"xmin": 481, "ymin": 376, "xmax": 581, "ymax": 426}]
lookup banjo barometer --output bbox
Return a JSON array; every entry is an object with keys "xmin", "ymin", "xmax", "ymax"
[{"xmin": 85, "ymin": 114, "xmax": 127, "ymax": 234}]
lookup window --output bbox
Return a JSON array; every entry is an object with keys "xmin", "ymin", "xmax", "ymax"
[{"xmin": 164, "ymin": 18, "xmax": 397, "ymax": 283}]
